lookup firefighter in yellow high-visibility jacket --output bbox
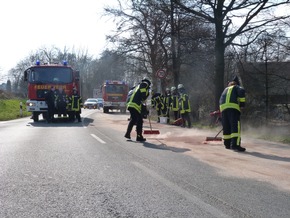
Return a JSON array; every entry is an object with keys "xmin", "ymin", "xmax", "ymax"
[
  {"xmin": 170, "ymin": 86, "xmax": 180, "ymax": 121},
  {"xmin": 178, "ymin": 84, "xmax": 191, "ymax": 128},
  {"xmin": 70, "ymin": 88, "xmax": 82, "ymax": 122},
  {"xmin": 219, "ymin": 75, "xmax": 246, "ymax": 152},
  {"xmin": 125, "ymin": 78, "xmax": 151, "ymax": 142},
  {"xmin": 151, "ymin": 91, "xmax": 165, "ymax": 123}
]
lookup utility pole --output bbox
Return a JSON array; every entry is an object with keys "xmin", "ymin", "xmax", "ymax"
[
  {"xmin": 170, "ymin": 0, "xmax": 178, "ymax": 87},
  {"xmin": 263, "ymin": 34, "xmax": 271, "ymax": 125},
  {"xmin": 265, "ymin": 43, "xmax": 269, "ymax": 124}
]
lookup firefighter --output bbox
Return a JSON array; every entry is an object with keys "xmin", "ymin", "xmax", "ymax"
[
  {"xmin": 151, "ymin": 91, "xmax": 165, "ymax": 123},
  {"xmin": 164, "ymin": 88, "xmax": 171, "ymax": 123},
  {"xmin": 178, "ymin": 84, "xmax": 191, "ymax": 128},
  {"xmin": 56, "ymin": 87, "xmax": 68, "ymax": 118},
  {"xmin": 70, "ymin": 88, "xmax": 82, "ymax": 122},
  {"xmin": 219, "ymin": 75, "xmax": 246, "ymax": 152},
  {"xmin": 170, "ymin": 86, "xmax": 180, "ymax": 121},
  {"xmin": 125, "ymin": 78, "xmax": 151, "ymax": 142},
  {"xmin": 44, "ymin": 86, "xmax": 56, "ymax": 123}
]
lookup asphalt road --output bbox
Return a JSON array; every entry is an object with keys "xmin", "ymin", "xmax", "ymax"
[{"xmin": 0, "ymin": 109, "xmax": 289, "ymax": 217}]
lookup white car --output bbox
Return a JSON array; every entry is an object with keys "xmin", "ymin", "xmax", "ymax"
[{"xmin": 83, "ymin": 98, "xmax": 98, "ymax": 109}]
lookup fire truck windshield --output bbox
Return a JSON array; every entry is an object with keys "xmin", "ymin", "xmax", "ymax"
[
  {"xmin": 28, "ymin": 67, "xmax": 73, "ymax": 84},
  {"xmin": 105, "ymin": 85, "xmax": 126, "ymax": 94}
]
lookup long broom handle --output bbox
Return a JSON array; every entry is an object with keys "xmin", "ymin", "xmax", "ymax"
[
  {"xmin": 214, "ymin": 128, "xmax": 223, "ymax": 138},
  {"xmin": 148, "ymin": 105, "xmax": 153, "ymax": 131}
]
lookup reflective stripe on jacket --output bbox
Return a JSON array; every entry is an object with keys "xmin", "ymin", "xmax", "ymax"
[
  {"xmin": 71, "ymin": 95, "xmax": 82, "ymax": 111},
  {"xmin": 164, "ymin": 94, "xmax": 171, "ymax": 108},
  {"xmin": 219, "ymin": 85, "xmax": 246, "ymax": 112},
  {"xmin": 171, "ymin": 95, "xmax": 179, "ymax": 111}
]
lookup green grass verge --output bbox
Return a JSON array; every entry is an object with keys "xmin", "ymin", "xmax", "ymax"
[{"xmin": 0, "ymin": 99, "xmax": 31, "ymax": 121}]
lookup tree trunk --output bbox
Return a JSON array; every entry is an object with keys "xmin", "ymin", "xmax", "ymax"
[
  {"xmin": 214, "ymin": 20, "xmax": 225, "ymax": 110},
  {"xmin": 214, "ymin": 45, "xmax": 225, "ymax": 110}
]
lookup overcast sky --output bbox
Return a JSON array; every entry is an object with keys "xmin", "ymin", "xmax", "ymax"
[{"xmin": 0, "ymin": 0, "xmax": 116, "ymax": 82}]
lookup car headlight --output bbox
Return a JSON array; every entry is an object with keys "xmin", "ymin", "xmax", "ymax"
[{"xmin": 26, "ymin": 102, "xmax": 36, "ymax": 107}]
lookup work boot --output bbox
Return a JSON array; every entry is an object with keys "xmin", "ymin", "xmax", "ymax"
[
  {"xmin": 224, "ymin": 140, "xmax": 231, "ymax": 149},
  {"xmin": 224, "ymin": 142, "xmax": 231, "ymax": 149},
  {"xmin": 225, "ymin": 145, "xmax": 231, "ymax": 149},
  {"xmin": 136, "ymin": 135, "xmax": 146, "ymax": 142},
  {"xmin": 124, "ymin": 133, "xmax": 131, "ymax": 139},
  {"xmin": 232, "ymin": 145, "xmax": 246, "ymax": 152}
]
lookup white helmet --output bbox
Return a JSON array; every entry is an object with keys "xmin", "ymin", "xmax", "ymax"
[
  {"xmin": 171, "ymin": 86, "xmax": 176, "ymax": 92},
  {"xmin": 142, "ymin": 77, "xmax": 151, "ymax": 87},
  {"xmin": 177, "ymin": 84, "xmax": 184, "ymax": 89}
]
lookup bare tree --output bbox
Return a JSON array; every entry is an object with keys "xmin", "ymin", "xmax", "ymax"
[
  {"xmin": 104, "ymin": 0, "xmax": 216, "ymax": 97},
  {"xmin": 8, "ymin": 58, "xmax": 31, "ymax": 94},
  {"xmin": 80, "ymin": 50, "xmax": 127, "ymax": 99},
  {"xmin": 236, "ymin": 30, "xmax": 290, "ymax": 123},
  {"xmin": 174, "ymin": 0, "xmax": 290, "ymax": 109},
  {"xmin": 245, "ymin": 29, "xmax": 290, "ymax": 62},
  {"xmin": 104, "ymin": 0, "xmax": 171, "ymax": 89},
  {"xmin": 6, "ymin": 79, "xmax": 11, "ymax": 92}
]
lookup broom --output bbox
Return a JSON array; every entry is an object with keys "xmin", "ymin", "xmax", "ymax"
[
  {"xmin": 205, "ymin": 128, "xmax": 223, "ymax": 141},
  {"xmin": 143, "ymin": 106, "xmax": 160, "ymax": 135}
]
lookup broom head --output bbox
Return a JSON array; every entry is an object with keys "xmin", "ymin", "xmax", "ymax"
[
  {"xmin": 172, "ymin": 118, "xmax": 183, "ymax": 126},
  {"xmin": 143, "ymin": 129, "xmax": 160, "ymax": 134},
  {"xmin": 205, "ymin": 136, "xmax": 222, "ymax": 141}
]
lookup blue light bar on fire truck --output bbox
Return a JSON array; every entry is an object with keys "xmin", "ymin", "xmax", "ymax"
[
  {"xmin": 105, "ymin": 80, "xmax": 126, "ymax": 84},
  {"xmin": 34, "ymin": 60, "xmax": 68, "ymax": 66}
]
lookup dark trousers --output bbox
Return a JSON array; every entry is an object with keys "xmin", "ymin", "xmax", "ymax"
[
  {"xmin": 165, "ymin": 107, "xmax": 170, "ymax": 123},
  {"xmin": 74, "ymin": 110, "xmax": 81, "ymax": 122},
  {"xmin": 126, "ymin": 107, "xmax": 143, "ymax": 136},
  {"xmin": 47, "ymin": 103, "xmax": 55, "ymax": 122},
  {"xmin": 156, "ymin": 108, "xmax": 162, "ymax": 122},
  {"xmin": 57, "ymin": 102, "xmax": 67, "ymax": 117},
  {"xmin": 222, "ymin": 109, "xmax": 241, "ymax": 147},
  {"xmin": 173, "ymin": 111, "xmax": 179, "ymax": 120},
  {"xmin": 181, "ymin": 112, "xmax": 191, "ymax": 128}
]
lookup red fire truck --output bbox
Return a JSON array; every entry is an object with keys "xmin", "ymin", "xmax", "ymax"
[
  {"xmin": 24, "ymin": 60, "xmax": 80, "ymax": 122},
  {"xmin": 101, "ymin": 80, "xmax": 128, "ymax": 113}
]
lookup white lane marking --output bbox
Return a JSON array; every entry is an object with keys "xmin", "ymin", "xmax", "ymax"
[
  {"xmin": 132, "ymin": 161, "xmax": 230, "ymax": 218},
  {"xmin": 91, "ymin": 134, "xmax": 106, "ymax": 144}
]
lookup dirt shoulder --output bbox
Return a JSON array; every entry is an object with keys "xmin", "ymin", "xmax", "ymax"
[
  {"xmin": 154, "ymin": 123, "xmax": 290, "ymax": 193},
  {"xmin": 108, "ymin": 115, "xmax": 290, "ymax": 193}
]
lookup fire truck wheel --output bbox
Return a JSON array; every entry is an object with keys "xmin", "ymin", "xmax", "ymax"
[
  {"xmin": 33, "ymin": 112, "xmax": 39, "ymax": 122},
  {"xmin": 103, "ymin": 107, "xmax": 109, "ymax": 113},
  {"xmin": 42, "ymin": 112, "xmax": 48, "ymax": 120},
  {"xmin": 120, "ymin": 108, "xmax": 126, "ymax": 114}
]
